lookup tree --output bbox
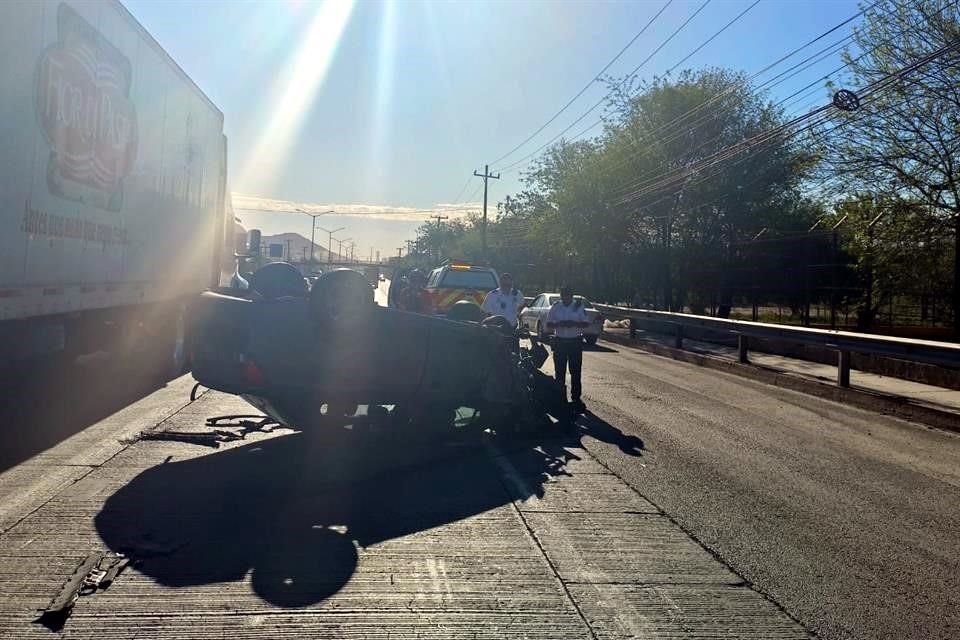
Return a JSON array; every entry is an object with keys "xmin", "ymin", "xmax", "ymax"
[{"xmin": 817, "ymin": 0, "xmax": 960, "ymax": 330}]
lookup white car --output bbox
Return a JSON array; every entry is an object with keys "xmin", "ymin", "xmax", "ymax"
[{"xmin": 520, "ymin": 293, "xmax": 604, "ymax": 345}]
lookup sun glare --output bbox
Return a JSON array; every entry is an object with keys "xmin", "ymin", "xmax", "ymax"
[
  {"xmin": 239, "ymin": 0, "xmax": 356, "ymax": 194},
  {"xmin": 364, "ymin": 0, "xmax": 397, "ymax": 197}
]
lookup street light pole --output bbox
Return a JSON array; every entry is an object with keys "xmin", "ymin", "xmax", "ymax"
[
  {"xmin": 338, "ymin": 238, "xmax": 353, "ymax": 262},
  {"xmin": 296, "ymin": 208, "xmax": 334, "ymax": 267},
  {"xmin": 316, "ymin": 225, "xmax": 345, "ymax": 265}
]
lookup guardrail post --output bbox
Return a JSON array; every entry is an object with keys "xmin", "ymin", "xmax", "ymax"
[
  {"xmin": 837, "ymin": 350, "xmax": 851, "ymax": 387},
  {"xmin": 629, "ymin": 318, "xmax": 637, "ymax": 339},
  {"xmin": 674, "ymin": 322, "xmax": 683, "ymax": 349},
  {"xmin": 738, "ymin": 334, "xmax": 749, "ymax": 363}
]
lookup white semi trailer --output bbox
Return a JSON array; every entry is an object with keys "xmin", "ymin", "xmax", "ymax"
[{"xmin": 0, "ymin": 0, "xmax": 230, "ymax": 374}]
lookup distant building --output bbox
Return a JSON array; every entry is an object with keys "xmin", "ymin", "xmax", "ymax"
[{"xmin": 258, "ymin": 232, "xmax": 340, "ymax": 267}]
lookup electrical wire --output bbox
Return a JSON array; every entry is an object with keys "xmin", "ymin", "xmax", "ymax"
[
  {"xmin": 488, "ymin": 0, "xmax": 674, "ymax": 166},
  {"xmin": 615, "ymin": 39, "xmax": 958, "ymax": 206},
  {"xmin": 503, "ymin": 3, "xmax": 876, "ymax": 178},
  {"xmin": 496, "ymin": 0, "xmax": 716, "ymax": 174}
]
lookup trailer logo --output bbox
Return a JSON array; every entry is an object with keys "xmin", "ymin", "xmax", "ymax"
[{"xmin": 35, "ymin": 3, "xmax": 138, "ymax": 211}]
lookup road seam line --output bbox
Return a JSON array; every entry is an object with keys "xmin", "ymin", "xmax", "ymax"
[
  {"xmin": 486, "ymin": 441, "xmax": 601, "ymax": 640},
  {"xmin": 576, "ymin": 425, "xmax": 821, "ymax": 638}
]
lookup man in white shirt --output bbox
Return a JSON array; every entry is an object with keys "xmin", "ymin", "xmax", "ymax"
[
  {"xmin": 546, "ymin": 285, "xmax": 589, "ymax": 413},
  {"xmin": 481, "ymin": 272, "xmax": 524, "ymax": 328}
]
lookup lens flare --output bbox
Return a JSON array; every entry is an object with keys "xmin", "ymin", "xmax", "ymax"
[
  {"xmin": 362, "ymin": 0, "xmax": 397, "ymax": 199},
  {"xmin": 239, "ymin": 0, "xmax": 356, "ymax": 194}
]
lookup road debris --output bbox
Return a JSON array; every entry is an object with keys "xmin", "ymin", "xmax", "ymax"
[{"xmin": 36, "ymin": 552, "xmax": 129, "ymax": 630}]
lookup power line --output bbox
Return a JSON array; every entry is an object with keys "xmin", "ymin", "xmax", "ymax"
[
  {"xmin": 616, "ymin": 39, "xmax": 960, "ymax": 205},
  {"xmin": 606, "ymin": 4, "xmax": 941, "ymax": 200},
  {"xmin": 601, "ymin": 44, "xmax": 868, "ymax": 183},
  {"xmin": 489, "ymin": 0, "xmax": 674, "ymax": 166},
  {"xmin": 514, "ymin": 4, "xmax": 876, "ymax": 181},
  {"xmin": 665, "ymin": 0, "xmax": 761, "ymax": 74},
  {"xmin": 449, "ymin": 174, "xmax": 473, "ymax": 205},
  {"xmin": 497, "ymin": 0, "xmax": 715, "ymax": 174},
  {"xmin": 580, "ymin": 11, "xmax": 876, "ymax": 181}
]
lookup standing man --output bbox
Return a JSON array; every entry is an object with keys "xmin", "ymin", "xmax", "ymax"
[
  {"xmin": 546, "ymin": 285, "xmax": 589, "ymax": 413},
  {"xmin": 481, "ymin": 272, "xmax": 524, "ymax": 328},
  {"xmin": 397, "ymin": 269, "xmax": 428, "ymax": 313}
]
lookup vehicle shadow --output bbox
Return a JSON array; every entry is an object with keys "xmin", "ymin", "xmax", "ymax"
[{"xmin": 95, "ymin": 412, "xmax": 641, "ymax": 608}]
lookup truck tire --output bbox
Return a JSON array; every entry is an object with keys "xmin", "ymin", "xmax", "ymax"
[{"xmin": 310, "ymin": 269, "xmax": 374, "ymax": 324}]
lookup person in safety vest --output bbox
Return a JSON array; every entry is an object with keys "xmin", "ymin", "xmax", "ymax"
[
  {"xmin": 546, "ymin": 284, "xmax": 589, "ymax": 414},
  {"xmin": 481, "ymin": 272, "xmax": 524, "ymax": 328}
]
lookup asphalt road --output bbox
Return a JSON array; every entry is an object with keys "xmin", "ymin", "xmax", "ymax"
[{"xmin": 569, "ymin": 343, "xmax": 960, "ymax": 640}]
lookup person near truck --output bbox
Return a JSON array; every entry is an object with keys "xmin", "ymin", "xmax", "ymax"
[
  {"xmin": 397, "ymin": 269, "xmax": 428, "ymax": 313},
  {"xmin": 546, "ymin": 285, "xmax": 589, "ymax": 413},
  {"xmin": 481, "ymin": 272, "xmax": 524, "ymax": 328}
]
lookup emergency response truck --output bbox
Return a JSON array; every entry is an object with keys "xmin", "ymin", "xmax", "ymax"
[{"xmin": 422, "ymin": 261, "xmax": 499, "ymax": 316}]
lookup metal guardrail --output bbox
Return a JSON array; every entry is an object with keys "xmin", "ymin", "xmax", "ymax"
[{"xmin": 594, "ymin": 304, "xmax": 960, "ymax": 387}]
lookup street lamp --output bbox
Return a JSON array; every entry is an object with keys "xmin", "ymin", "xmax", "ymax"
[
  {"xmin": 337, "ymin": 237, "xmax": 353, "ymax": 262},
  {"xmin": 296, "ymin": 208, "xmax": 334, "ymax": 266},
  {"xmin": 315, "ymin": 225, "xmax": 345, "ymax": 265}
]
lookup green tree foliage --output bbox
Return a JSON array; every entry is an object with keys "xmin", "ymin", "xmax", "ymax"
[
  {"xmin": 410, "ymin": 68, "xmax": 818, "ymax": 310},
  {"xmin": 816, "ymin": 0, "xmax": 960, "ymax": 328}
]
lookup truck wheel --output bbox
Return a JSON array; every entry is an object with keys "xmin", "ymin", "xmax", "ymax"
[{"xmin": 310, "ymin": 269, "xmax": 374, "ymax": 324}]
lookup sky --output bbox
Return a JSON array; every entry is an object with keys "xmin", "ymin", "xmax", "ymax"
[{"xmin": 124, "ymin": 0, "xmax": 863, "ymax": 256}]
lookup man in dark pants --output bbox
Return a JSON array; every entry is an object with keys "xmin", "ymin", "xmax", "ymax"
[{"xmin": 546, "ymin": 285, "xmax": 589, "ymax": 413}]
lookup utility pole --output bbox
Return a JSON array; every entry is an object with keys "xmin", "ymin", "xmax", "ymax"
[
  {"xmin": 474, "ymin": 164, "xmax": 500, "ymax": 261},
  {"xmin": 430, "ymin": 214, "xmax": 449, "ymax": 260}
]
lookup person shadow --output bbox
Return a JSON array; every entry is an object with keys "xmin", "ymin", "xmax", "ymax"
[{"xmin": 94, "ymin": 409, "xmax": 644, "ymax": 609}]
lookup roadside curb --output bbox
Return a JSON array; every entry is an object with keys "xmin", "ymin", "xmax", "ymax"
[{"xmin": 599, "ymin": 331, "xmax": 960, "ymax": 435}]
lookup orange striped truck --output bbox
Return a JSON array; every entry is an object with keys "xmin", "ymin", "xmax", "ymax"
[{"xmin": 423, "ymin": 262, "xmax": 499, "ymax": 316}]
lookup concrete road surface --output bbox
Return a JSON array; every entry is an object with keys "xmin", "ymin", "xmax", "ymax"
[
  {"xmin": 561, "ymin": 342, "xmax": 960, "ymax": 640},
  {"xmin": 0, "ymin": 372, "xmax": 808, "ymax": 638},
  {"xmin": 1, "ymin": 309, "xmax": 956, "ymax": 639}
]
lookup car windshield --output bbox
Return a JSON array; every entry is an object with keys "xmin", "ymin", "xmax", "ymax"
[
  {"xmin": 547, "ymin": 295, "xmax": 592, "ymax": 308},
  {"xmin": 439, "ymin": 270, "xmax": 497, "ymax": 290}
]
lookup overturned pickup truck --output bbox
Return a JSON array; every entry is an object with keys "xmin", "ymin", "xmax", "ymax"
[{"xmin": 188, "ymin": 265, "xmax": 568, "ymax": 434}]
